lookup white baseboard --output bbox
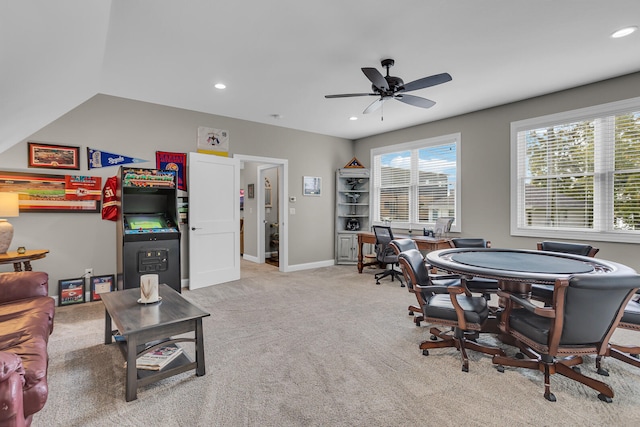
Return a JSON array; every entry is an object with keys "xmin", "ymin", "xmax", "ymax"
[
  {"xmin": 286, "ymin": 259, "xmax": 335, "ymax": 272},
  {"xmin": 242, "ymin": 254, "xmax": 259, "ymax": 263}
]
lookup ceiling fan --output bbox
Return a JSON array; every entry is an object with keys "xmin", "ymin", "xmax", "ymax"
[{"xmin": 325, "ymin": 59, "xmax": 452, "ymax": 114}]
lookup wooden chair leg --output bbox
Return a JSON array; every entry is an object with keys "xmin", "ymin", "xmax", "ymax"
[
  {"xmin": 609, "ymin": 347, "xmax": 640, "ymax": 369},
  {"xmin": 555, "ymin": 361, "xmax": 614, "ymax": 402}
]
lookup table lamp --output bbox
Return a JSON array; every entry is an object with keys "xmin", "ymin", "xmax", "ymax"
[{"xmin": 0, "ymin": 192, "xmax": 19, "ymax": 254}]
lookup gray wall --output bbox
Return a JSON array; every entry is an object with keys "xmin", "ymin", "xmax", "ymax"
[
  {"xmin": 354, "ymin": 72, "xmax": 640, "ymax": 271},
  {"xmin": 0, "ymin": 94, "xmax": 353, "ymax": 292}
]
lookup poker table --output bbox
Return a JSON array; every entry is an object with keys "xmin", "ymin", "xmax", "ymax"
[{"xmin": 425, "ymin": 248, "xmax": 636, "ymax": 296}]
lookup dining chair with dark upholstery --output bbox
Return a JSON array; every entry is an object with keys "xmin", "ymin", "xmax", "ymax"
[
  {"xmin": 449, "ymin": 238, "xmax": 498, "ymax": 301},
  {"xmin": 389, "ymin": 238, "xmax": 418, "ymax": 255},
  {"xmin": 596, "ymin": 295, "xmax": 640, "ymax": 373},
  {"xmin": 398, "ymin": 249, "xmax": 505, "ymax": 371},
  {"xmin": 493, "ymin": 273, "xmax": 640, "ymax": 402},
  {"xmin": 532, "ymin": 241, "xmax": 600, "ymax": 302},
  {"xmin": 372, "ymin": 226, "xmax": 404, "ymax": 286}
]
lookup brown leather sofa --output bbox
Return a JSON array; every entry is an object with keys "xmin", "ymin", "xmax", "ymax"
[{"xmin": 0, "ymin": 272, "xmax": 55, "ymax": 427}]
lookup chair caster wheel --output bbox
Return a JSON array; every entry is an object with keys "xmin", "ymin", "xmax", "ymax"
[
  {"xmin": 422, "ymin": 350, "xmax": 429, "ymax": 356},
  {"xmin": 461, "ymin": 365, "xmax": 469, "ymax": 373},
  {"xmin": 400, "ymin": 283, "xmax": 405, "ymax": 287},
  {"xmin": 598, "ymin": 393, "xmax": 613, "ymax": 403},
  {"xmin": 409, "ymin": 311, "xmax": 414, "ymax": 316},
  {"xmin": 496, "ymin": 365, "xmax": 505, "ymax": 373},
  {"xmin": 572, "ymin": 366, "xmax": 581, "ymax": 374},
  {"xmin": 597, "ymin": 367, "xmax": 609, "ymax": 377},
  {"xmin": 430, "ymin": 335, "xmax": 437, "ymax": 341},
  {"xmin": 544, "ymin": 392, "xmax": 557, "ymax": 402},
  {"xmin": 631, "ymin": 353, "xmax": 639, "ymax": 359},
  {"xmin": 515, "ymin": 352, "xmax": 525, "ymax": 359}
]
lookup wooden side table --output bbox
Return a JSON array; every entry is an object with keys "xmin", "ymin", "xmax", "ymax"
[{"xmin": 0, "ymin": 249, "xmax": 49, "ymax": 272}]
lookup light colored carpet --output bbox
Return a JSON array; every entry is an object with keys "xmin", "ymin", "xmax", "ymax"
[{"xmin": 36, "ymin": 261, "xmax": 640, "ymax": 426}]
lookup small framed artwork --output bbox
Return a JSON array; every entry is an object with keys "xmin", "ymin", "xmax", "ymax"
[
  {"xmin": 89, "ymin": 274, "xmax": 114, "ymax": 301},
  {"xmin": 247, "ymin": 183, "xmax": 255, "ymax": 199},
  {"xmin": 58, "ymin": 278, "xmax": 85, "ymax": 306},
  {"xmin": 303, "ymin": 176, "xmax": 322, "ymax": 196},
  {"xmin": 28, "ymin": 142, "xmax": 81, "ymax": 170}
]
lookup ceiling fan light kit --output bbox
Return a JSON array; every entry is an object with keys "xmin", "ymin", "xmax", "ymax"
[{"xmin": 325, "ymin": 59, "xmax": 452, "ymax": 115}]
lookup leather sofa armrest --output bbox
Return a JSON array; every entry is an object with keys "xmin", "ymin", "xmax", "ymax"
[
  {"xmin": 0, "ymin": 272, "xmax": 49, "ymax": 304},
  {"xmin": 0, "ymin": 352, "xmax": 26, "ymax": 427}
]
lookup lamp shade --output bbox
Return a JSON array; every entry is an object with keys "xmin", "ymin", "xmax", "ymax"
[{"xmin": 0, "ymin": 192, "xmax": 19, "ymax": 217}]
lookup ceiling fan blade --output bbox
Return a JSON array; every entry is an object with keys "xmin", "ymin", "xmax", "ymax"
[
  {"xmin": 402, "ymin": 73, "xmax": 452, "ymax": 92},
  {"xmin": 325, "ymin": 93, "xmax": 377, "ymax": 98},
  {"xmin": 362, "ymin": 67, "xmax": 389, "ymax": 91},
  {"xmin": 363, "ymin": 98, "xmax": 385, "ymax": 114},
  {"xmin": 395, "ymin": 94, "xmax": 436, "ymax": 109}
]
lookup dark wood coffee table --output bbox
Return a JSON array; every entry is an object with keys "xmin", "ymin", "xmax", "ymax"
[{"xmin": 101, "ymin": 283, "xmax": 210, "ymax": 401}]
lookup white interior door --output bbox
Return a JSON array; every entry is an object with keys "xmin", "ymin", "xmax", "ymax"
[{"xmin": 188, "ymin": 152, "xmax": 240, "ymax": 289}]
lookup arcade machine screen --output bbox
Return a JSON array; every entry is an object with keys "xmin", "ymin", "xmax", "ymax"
[{"xmin": 124, "ymin": 213, "xmax": 177, "ymax": 234}]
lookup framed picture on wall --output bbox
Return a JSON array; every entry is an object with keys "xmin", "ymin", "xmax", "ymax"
[
  {"xmin": 58, "ymin": 278, "xmax": 85, "ymax": 306},
  {"xmin": 303, "ymin": 176, "xmax": 322, "ymax": 196},
  {"xmin": 89, "ymin": 274, "xmax": 114, "ymax": 301},
  {"xmin": 28, "ymin": 142, "xmax": 80, "ymax": 170},
  {"xmin": 247, "ymin": 183, "xmax": 255, "ymax": 198}
]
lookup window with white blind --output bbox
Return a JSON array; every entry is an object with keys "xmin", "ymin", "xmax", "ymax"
[
  {"xmin": 511, "ymin": 97, "xmax": 640, "ymax": 243},
  {"xmin": 371, "ymin": 133, "xmax": 460, "ymax": 231}
]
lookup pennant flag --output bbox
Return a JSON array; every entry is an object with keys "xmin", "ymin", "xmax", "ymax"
[{"xmin": 87, "ymin": 148, "xmax": 149, "ymax": 169}]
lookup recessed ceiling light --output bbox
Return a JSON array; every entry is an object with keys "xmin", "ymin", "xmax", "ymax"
[
  {"xmin": 270, "ymin": 114, "xmax": 283, "ymax": 119},
  {"xmin": 349, "ymin": 116, "xmax": 358, "ymax": 121},
  {"xmin": 214, "ymin": 83, "xmax": 226, "ymax": 89},
  {"xmin": 611, "ymin": 26, "xmax": 637, "ymax": 38}
]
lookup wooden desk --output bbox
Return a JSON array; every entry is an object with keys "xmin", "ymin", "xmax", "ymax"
[
  {"xmin": 0, "ymin": 249, "xmax": 49, "ymax": 272},
  {"xmin": 357, "ymin": 232, "xmax": 450, "ymax": 273}
]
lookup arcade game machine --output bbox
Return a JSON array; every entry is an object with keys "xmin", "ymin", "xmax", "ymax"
[{"xmin": 116, "ymin": 167, "xmax": 181, "ymax": 292}]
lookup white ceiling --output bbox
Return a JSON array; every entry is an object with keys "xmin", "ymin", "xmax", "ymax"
[{"xmin": 2, "ymin": 1, "xmax": 640, "ymax": 151}]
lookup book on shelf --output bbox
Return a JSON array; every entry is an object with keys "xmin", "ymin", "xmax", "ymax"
[{"xmin": 134, "ymin": 344, "xmax": 183, "ymax": 371}]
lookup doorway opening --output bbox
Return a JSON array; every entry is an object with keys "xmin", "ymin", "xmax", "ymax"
[{"xmin": 235, "ymin": 154, "xmax": 289, "ymax": 273}]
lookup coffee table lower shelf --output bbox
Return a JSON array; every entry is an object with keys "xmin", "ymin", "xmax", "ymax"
[{"xmin": 114, "ymin": 335, "xmax": 197, "ymax": 387}]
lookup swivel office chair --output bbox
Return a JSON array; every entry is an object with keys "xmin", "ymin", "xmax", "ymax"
[{"xmin": 372, "ymin": 226, "xmax": 404, "ymax": 286}]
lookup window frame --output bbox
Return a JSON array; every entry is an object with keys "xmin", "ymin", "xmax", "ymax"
[
  {"xmin": 510, "ymin": 96, "xmax": 640, "ymax": 243},
  {"xmin": 370, "ymin": 133, "xmax": 461, "ymax": 232}
]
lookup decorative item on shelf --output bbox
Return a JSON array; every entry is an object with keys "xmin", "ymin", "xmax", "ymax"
[
  {"xmin": 343, "ymin": 157, "xmax": 365, "ymax": 168},
  {"xmin": 17, "ymin": 246, "xmax": 26, "ymax": 254},
  {"xmin": 346, "ymin": 178, "xmax": 364, "ymax": 190},
  {"xmin": 0, "ymin": 192, "xmax": 19, "ymax": 254},
  {"xmin": 345, "ymin": 192, "xmax": 360, "ymax": 215},
  {"xmin": 346, "ymin": 218, "xmax": 360, "ymax": 231}
]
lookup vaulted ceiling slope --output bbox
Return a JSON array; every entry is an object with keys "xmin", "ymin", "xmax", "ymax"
[{"xmin": 2, "ymin": 1, "xmax": 640, "ymax": 153}]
